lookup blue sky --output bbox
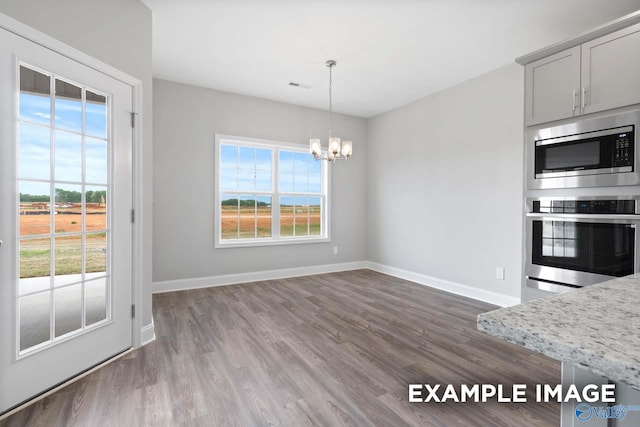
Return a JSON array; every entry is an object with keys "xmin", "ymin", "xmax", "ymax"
[
  {"xmin": 220, "ymin": 144, "xmax": 322, "ymax": 194},
  {"xmin": 19, "ymin": 92, "xmax": 107, "ymax": 196}
]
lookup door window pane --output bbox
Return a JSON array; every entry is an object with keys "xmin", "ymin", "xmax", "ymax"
[
  {"xmin": 20, "ymin": 66, "xmax": 51, "ymax": 126},
  {"xmin": 85, "ymin": 278, "xmax": 107, "ymax": 326},
  {"xmin": 54, "ymin": 184, "xmax": 82, "ymax": 234},
  {"xmin": 19, "ymin": 123, "xmax": 50, "ymax": 180},
  {"xmin": 85, "ymin": 91, "xmax": 107, "ymax": 138},
  {"xmin": 55, "ymin": 79, "xmax": 82, "ymax": 132},
  {"xmin": 20, "ymin": 181, "xmax": 51, "ymax": 236},
  {"xmin": 20, "ymin": 238, "xmax": 51, "ymax": 280},
  {"xmin": 85, "ymin": 233, "xmax": 107, "ymax": 275},
  {"xmin": 55, "ymin": 236, "xmax": 82, "ymax": 286},
  {"xmin": 54, "ymin": 284, "xmax": 82, "ymax": 337},
  {"xmin": 20, "ymin": 292, "xmax": 51, "ymax": 351},
  {"xmin": 86, "ymin": 186, "xmax": 107, "ymax": 232},
  {"xmin": 86, "ymin": 137, "xmax": 107, "ymax": 184},
  {"xmin": 54, "ymin": 130, "xmax": 82, "ymax": 182}
]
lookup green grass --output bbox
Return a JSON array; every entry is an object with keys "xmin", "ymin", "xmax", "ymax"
[{"xmin": 19, "ymin": 236, "xmax": 106, "ymax": 279}]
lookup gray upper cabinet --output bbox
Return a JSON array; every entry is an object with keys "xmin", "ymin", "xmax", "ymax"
[
  {"xmin": 582, "ymin": 23, "xmax": 640, "ymax": 115},
  {"xmin": 525, "ymin": 47, "xmax": 580, "ymax": 126},
  {"xmin": 524, "ymin": 22, "xmax": 640, "ymax": 126}
]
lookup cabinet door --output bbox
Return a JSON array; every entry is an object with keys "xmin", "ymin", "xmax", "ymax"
[
  {"xmin": 525, "ymin": 46, "xmax": 580, "ymax": 126},
  {"xmin": 582, "ymin": 22, "xmax": 640, "ymax": 115}
]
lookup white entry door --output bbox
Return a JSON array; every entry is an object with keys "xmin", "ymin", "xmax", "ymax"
[{"xmin": 0, "ymin": 27, "xmax": 133, "ymax": 413}]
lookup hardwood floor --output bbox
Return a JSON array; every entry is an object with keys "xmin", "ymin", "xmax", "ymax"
[{"xmin": 1, "ymin": 270, "xmax": 560, "ymax": 426}]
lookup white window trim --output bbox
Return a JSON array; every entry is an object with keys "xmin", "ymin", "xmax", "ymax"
[{"xmin": 214, "ymin": 134, "xmax": 331, "ymax": 248}]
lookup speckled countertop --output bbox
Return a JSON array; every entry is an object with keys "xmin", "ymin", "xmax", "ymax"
[{"xmin": 477, "ymin": 275, "xmax": 640, "ymax": 391}]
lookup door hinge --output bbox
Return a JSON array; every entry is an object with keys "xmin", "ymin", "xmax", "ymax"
[
  {"xmin": 131, "ymin": 304, "xmax": 136, "ymax": 318},
  {"xmin": 130, "ymin": 112, "xmax": 137, "ymax": 128},
  {"xmin": 131, "ymin": 209, "xmax": 135, "ymax": 223}
]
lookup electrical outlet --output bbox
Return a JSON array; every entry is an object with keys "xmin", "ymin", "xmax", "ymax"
[
  {"xmin": 496, "ymin": 267, "xmax": 505, "ymax": 280},
  {"xmin": 333, "ymin": 246, "xmax": 339, "ymax": 255}
]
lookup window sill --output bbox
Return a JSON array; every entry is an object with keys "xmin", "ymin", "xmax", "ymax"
[{"xmin": 215, "ymin": 236, "xmax": 330, "ymax": 249}]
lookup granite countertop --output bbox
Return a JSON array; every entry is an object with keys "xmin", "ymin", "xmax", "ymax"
[{"xmin": 477, "ymin": 275, "xmax": 640, "ymax": 391}]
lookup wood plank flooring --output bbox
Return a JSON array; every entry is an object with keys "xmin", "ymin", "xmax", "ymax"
[{"xmin": 1, "ymin": 270, "xmax": 561, "ymax": 426}]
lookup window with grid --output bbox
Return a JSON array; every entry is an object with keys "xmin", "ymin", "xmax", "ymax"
[{"xmin": 215, "ymin": 135, "xmax": 328, "ymax": 247}]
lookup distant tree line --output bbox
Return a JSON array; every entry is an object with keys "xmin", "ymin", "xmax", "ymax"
[
  {"xmin": 221, "ymin": 198, "xmax": 270, "ymax": 207},
  {"xmin": 20, "ymin": 188, "xmax": 106, "ymax": 204}
]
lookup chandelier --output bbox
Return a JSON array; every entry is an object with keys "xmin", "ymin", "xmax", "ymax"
[{"xmin": 309, "ymin": 60, "xmax": 353, "ymax": 162}]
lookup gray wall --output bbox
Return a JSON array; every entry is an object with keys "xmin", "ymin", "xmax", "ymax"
[
  {"xmin": 0, "ymin": 0, "xmax": 154, "ymax": 330},
  {"xmin": 153, "ymin": 79, "xmax": 368, "ymax": 282},
  {"xmin": 367, "ymin": 64, "xmax": 524, "ymax": 300}
]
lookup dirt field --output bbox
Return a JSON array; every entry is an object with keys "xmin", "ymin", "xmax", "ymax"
[
  {"xmin": 221, "ymin": 206, "xmax": 321, "ymax": 239},
  {"xmin": 20, "ymin": 207, "xmax": 107, "ymax": 236},
  {"xmin": 19, "ymin": 204, "xmax": 107, "ymax": 278}
]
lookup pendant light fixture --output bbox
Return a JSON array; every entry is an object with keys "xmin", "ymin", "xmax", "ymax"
[{"xmin": 310, "ymin": 60, "xmax": 353, "ymax": 162}]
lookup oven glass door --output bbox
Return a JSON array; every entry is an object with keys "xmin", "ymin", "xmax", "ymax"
[{"xmin": 531, "ymin": 220, "xmax": 634, "ymax": 277}]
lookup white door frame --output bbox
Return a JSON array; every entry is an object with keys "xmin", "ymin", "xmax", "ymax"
[{"xmin": 0, "ymin": 11, "xmax": 148, "ymax": 348}]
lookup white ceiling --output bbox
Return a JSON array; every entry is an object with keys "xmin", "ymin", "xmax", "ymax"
[{"xmin": 142, "ymin": 0, "xmax": 640, "ymax": 118}]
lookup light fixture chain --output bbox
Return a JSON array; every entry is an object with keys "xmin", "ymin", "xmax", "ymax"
[{"xmin": 328, "ymin": 62, "xmax": 333, "ymax": 137}]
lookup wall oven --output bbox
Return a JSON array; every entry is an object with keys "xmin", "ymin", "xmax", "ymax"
[
  {"xmin": 525, "ymin": 197, "xmax": 640, "ymax": 294},
  {"xmin": 527, "ymin": 110, "xmax": 640, "ymax": 189}
]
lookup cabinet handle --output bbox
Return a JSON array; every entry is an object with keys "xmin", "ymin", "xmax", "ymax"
[
  {"xmin": 582, "ymin": 87, "xmax": 587, "ymax": 109},
  {"xmin": 572, "ymin": 90, "xmax": 577, "ymax": 112}
]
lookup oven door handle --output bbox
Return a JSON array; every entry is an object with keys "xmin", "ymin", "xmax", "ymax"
[{"xmin": 526, "ymin": 213, "xmax": 640, "ymax": 221}]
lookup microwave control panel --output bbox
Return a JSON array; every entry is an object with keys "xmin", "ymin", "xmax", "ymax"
[{"xmin": 614, "ymin": 132, "xmax": 633, "ymax": 167}]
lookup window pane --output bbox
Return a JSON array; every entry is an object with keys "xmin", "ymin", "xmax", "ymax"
[
  {"xmin": 20, "ymin": 181, "xmax": 51, "ymax": 237},
  {"xmin": 280, "ymin": 196, "xmax": 294, "ymax": 237},
  {"xmin": 294, "ymin": 170, "xmax": 309, "ymax": 193},
  {"xmin": 239, "ymin": 146, "xmax": 254, "ymax": 169},
  {"xmin": 221, "ymin": 195, "xmax": 238, "ymax": 239},
  {"xmin": 279, "ymin": 151, "xmax": 294, "ymax": 171},
  {"xmin": 238, "ymin": 196, "xmax": 256, "ymax": 238},
  {"xmin": 19, "ymin": 123, "xmax": 50, "ymax": 180},
  {"xmin": 86, "ymin": 91, "xmax": 107, "ymax": 138},
  {"xmin": 86, "ymin": 233, "xmax": 107, "ymax": 275},
  {"xmin": 54, "ymin": 184, "xmax": 82, "ymax": 234},
  {"xmin": 309, "ymin": 197, "xmax": 322, "ymax": 236},
  {"xmin": 20, "ymin": 291, "xmax": 51, "ymax": 351},
  {"xmin": 256, "ymin": 196, "xmax": 272, "ymax": 238},
  {"xmin": 86, "ymin": 186, "xmax": 108, "ymax": 231},
  {"xmin": 279, "ymin": 171, "xmax": 294, "ymax": 193},
  {"xmin": 220, "ymin": 167, "xmax": 238, "ymax": 190},
  {"xmin": 220, "ymin": 144, "xmax": 238, "ymax": 168},
  {"xmin": 295, "ymin": 197, "xmax": 309, "ymax": 237},
  {"xmin": 309, "ymin": 158, "xmax": 321, "ymax": 174},
  {"xmin": 20, "ymin": 66, "xmax": 51, "ymax": 126},
  {"xmin": 255, "ymin": 169, "xmax": 271, "ymax": 192},
  {"xmin": 54, "ymin": 284, "xmax": 82, "ymax": 337},
  {"xmin": 54, "ymin": 130, "xmax": 82, "ymax": 182},
  {"xmin": 54, "ymin": 79, "xmax": 82, "ymax": 133},
  {"xmin": 309, "ymin": 174, "xmax": 322, "ymax": 193},
  {"xmin": 86, "ymin": 137, "xmax": 107, "ymax": 184},
  {"xmin": 256, "ymin": 148, "xmax": 271, "ymax": 170},
  {"xmin": 238, "ymin": 168, "xmax": 255, "ymax": 191},
  {"xmin": 86, "ymin": 277, "xmax": 107, "ymax": 326},
  {"xmin": 55, "ymin": 235, "xmax": 82, "ymax": 286}
]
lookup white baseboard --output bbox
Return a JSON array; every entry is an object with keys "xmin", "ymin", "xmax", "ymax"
[
  {"xmin": 152, "ymin": 260, "xmax": 519, "ymax": 307},
  {"xmin": 152, "ymin": 261, "xmax": 369, "ymax": 294},
  {"xmin": 140, "ymin": 320, "xmax": 156, "ymax": 346},
  {"xmin": 366, "ymin": 261, "xmax": 520, "ymax": 307}
]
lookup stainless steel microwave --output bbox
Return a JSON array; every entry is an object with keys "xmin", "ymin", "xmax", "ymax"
[{"xmin": 527, "ymin": 110, "xmax": 640, "ymax": 189}]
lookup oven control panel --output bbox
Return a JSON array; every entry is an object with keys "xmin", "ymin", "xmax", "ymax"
[{"xmin": 533, "ymin": 199, "xmax": 636, "ymax": 214}]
